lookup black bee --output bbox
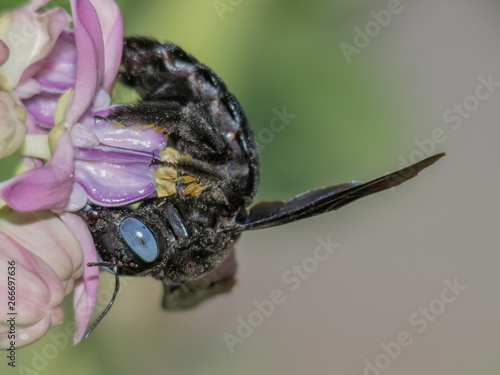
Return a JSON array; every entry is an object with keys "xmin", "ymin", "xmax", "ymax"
[{"xmin": 81, "ymin": 37, "xmax": 443, "ymax": 336}]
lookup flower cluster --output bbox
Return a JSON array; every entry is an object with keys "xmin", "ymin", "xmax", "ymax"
[{"xmin": 0, "ymin": 0, "xmax": 168, "ymax": 347}]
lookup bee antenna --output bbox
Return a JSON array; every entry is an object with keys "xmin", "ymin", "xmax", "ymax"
[
  {"xmin": 84, "ymin": 263, "xmax": 121, "ymax": 339},
  {"xmin": 87, "ymin": 261, "xmax": 118, "ymax": 268}
]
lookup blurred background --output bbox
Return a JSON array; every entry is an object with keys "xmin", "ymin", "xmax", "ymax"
[{"xmin": 2, "ymin": 0, "xmax": 500, "ymax": 374}]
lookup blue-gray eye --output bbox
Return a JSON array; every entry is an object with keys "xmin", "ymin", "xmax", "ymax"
[{"xmin": 119, "ymin": 218, "xmax": 158, "ymax": 263}]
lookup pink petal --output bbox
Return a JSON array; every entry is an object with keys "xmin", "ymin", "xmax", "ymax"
[
  {"xmin": 0, "ymin": 233, "xmax": 65, "ymax": 348},
  {"xmin": 71, "ymin": 122, "xmax": 100, "ymax": 148},
  {"xmin": 88, "ymin": 117, "xmax": 167, "ymax": 152},
  {"xmin": 0, "ymin": 233, "xmax": 65, "ymax": 323},
  {"xmin": 0, "ymin": 132, "xmax": 74, "ymax": 212},
  {"xmin": 66, "ymin": 0, "xmax": 105, "ymax": 126},
  {"xmin": 0, "ymin": 310, "xmax": 62, "ymax": 349},
  {"xmin": 89, "ymin": 0, "xmax": 123, "ymax": 92},
  {"xmin": 75, "ymin": 145, "xmax": 158, "ymax": 164},
  {"xmin": 0, "ymin": 3, "xmax": 70, "ymax": 88},
  {"xmin": 91, "ymin": 88, "xmax": 112, "ymax": 112},
  {"xmin": 0, "ymin": 40, "xmax": 9, "ymax": 66},
  {"xmin": 74, "ymin": 159, "xmax": 157, "ymax": 206},
  {"xmin": 24, "ymin": 112, "xmax": 46, "ymax": 137},
  {"xmin": 0, "ymin": 209, "xmax": 84, "ymax": 293},
  {"xmin": 34, "ymin": 31, "xmax": 78, "ymax": 93},
  {"xmin": 22, "ymin": 92, "xmax": 59, "ymax": 127},
  {"xmin": 17, "ymin": 8, "xmax": 73, "ymax": 86},
  {"xmin": 60, "ymin": 212, "xmax": 98, "ymax": 344},
  {"xmin": 15, "ymin": 78, "xmax": 42, "ymax": 100},
  {"xmin": 64, "ymin": 182, "xmax": 90, "ymax": 211}
]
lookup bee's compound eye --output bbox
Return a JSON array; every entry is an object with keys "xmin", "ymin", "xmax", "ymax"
[{"xmin": 119, "ymin": 218, "xmax": 159, "ymax": 263}]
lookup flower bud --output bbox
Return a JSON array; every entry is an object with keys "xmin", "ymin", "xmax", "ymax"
[
  {"xmin": 0, "ymin": 208, "xmax": 84, "ymax": 348},
  {"xmin": 0, "ymin": 91, "xmax": 26, "ymax": 159}
]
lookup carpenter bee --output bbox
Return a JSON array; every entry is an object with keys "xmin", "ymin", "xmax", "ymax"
[{"xmin": 81, "ymin": 37, "xmax": 443, "ymax": 336}]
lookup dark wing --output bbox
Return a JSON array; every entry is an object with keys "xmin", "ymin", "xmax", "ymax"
[
  {"xmin": 235, "ymin": 153, "xmax": 444, "ymax": 231},
  {"xmin": 161, "ymin": 251, "xmax": 237, "ymax": 310}
]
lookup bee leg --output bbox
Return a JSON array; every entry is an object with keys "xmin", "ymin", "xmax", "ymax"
[
  {"xmin": 108, "ymin": 101, "xmax": 230, "ymax": 160},
  {"xmin": 161, "ymin": 205, "xmax": 189, "ymax": 241},
  {"xmin": 152, "ymin": 152, "xmax": 228, "ymax": 183},
  {"xmin": 161, "ymin": 251, "xmax": 237, "ymax": 310}
]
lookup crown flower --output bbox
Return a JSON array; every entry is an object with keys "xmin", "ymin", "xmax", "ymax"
[{"xmin": 0, "ymin": 0, "xmax": 160, "ymax": 347}]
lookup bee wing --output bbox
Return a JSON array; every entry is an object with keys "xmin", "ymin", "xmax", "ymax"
[{"xmin": 235, "ymin": 153, "xmax": 444, "ymax": 231}]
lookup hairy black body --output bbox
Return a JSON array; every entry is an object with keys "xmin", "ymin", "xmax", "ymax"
[{"xmin": 81, "ymin": 37, "xmax": 443, "ymax": 318}]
